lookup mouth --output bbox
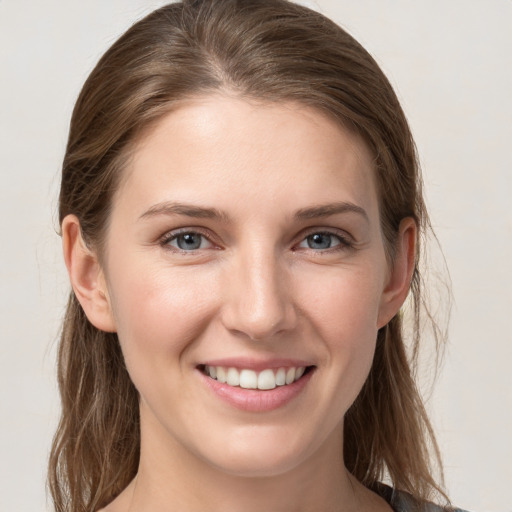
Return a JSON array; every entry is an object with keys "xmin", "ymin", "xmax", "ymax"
[{"xmin": 197, "ymin": 364, "xmax": 315, "ymax": 390}]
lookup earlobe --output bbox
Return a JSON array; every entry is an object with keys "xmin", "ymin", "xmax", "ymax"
[
  {"xmin": 377, "ymin": 218, "xmax": 416, "ymax": 329},
  {"xmin": 61, "ymin": 214, "xmax": 116, "ymax": 333}
]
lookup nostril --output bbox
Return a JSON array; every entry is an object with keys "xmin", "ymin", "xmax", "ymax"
[{"xmin": 219, "ymin": 265, "xmax": 297, "ymax": 340}]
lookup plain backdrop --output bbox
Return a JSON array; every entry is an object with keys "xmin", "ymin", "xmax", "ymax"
[{"xmin": 1, "ymin": 1, "xmax": 511, "ymax": 510}]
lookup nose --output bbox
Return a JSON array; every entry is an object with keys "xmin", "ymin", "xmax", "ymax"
[{"xmin": 220, "ymin": 246, "xmax": 298, "ymax": 341}]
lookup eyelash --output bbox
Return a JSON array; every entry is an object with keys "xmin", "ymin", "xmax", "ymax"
[
  {"xmin": 159, "ymin": 228, "xmax": 216, "ymax": 253},
  {"xmin": 296, "ymin": 231, "xmax": 354, "ymax": 252},
  {"xmin": 158, "ymin": 228, "xmax": 354, "ymax": 254}
]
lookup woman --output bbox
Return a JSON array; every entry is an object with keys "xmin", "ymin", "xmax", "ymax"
[{"xmin": 49, "ymin": 1, "xmax": 465, "ymax": 511}]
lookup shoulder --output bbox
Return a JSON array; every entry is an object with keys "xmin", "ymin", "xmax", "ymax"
[{"xmin": 372, "ymin": 482, "xmax": 470, "ymax": 512}]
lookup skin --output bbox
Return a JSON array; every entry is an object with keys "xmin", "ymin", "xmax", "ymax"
[{"xmin": 63, "ymin": 95, "xmax": 416, "ymax": 512}]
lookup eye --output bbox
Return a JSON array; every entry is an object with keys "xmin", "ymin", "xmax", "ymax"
[
  {"xmin": 297, "ymin": 232, "xmax": 349, "ymax": 251},
  {"xmin": 163, "ymin": 231, "xmax": 213, "ymax": 251}
]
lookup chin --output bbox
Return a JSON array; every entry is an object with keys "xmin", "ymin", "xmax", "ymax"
[
  {"xmin": 193, "ymin": 425, "xmax": 323, "ymax": 478},
  {"xmin": 207, "ymin": 450, "xmax": 305, "ymax": 479}
]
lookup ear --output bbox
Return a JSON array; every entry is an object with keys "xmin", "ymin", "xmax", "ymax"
[
  {"xmin": 377, "ymin": 217, "xmax": 416, "ymax": 329},
  {"xmin": 61, "ymin": 214, "xmax": 116, "ymax": 332}
]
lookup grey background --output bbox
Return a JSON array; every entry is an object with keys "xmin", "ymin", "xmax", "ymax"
[{"xmin": 1, "ymin": 1, "xmax": 511, "ymax": 510}]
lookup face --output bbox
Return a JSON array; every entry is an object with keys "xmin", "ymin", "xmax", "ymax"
[{"xmin": 92, "ymin": 95, "xmax": 408, "ymax": 477}]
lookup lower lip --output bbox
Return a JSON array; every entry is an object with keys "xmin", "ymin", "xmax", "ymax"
[{"xmin": 198, "ymin": 369, "xmax": 314, "ymax": 412}]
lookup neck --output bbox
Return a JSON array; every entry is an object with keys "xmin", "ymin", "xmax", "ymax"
[{"xmin": 122, "ymin": 413, "xmax": 366, "ymax": 512}]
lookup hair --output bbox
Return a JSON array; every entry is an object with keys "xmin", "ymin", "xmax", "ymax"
[{"xmin": 49, "ymin": 1, "xmax": 450, "ymax": 510}]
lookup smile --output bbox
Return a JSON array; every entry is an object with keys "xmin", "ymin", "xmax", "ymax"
[
  {"xmin": 202, "ymin": 365, "xmax": 309, "ymax": 390},
  {"xmin": 198, "ymin": 363, "xmax": 315, "ymax": 412}
]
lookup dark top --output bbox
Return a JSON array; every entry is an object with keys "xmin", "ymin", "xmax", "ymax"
[{"xmin": 373, "ymin": 483, "xmax": 469, "ymax": 512}]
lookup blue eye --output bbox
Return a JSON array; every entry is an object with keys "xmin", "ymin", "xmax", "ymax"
[
  {"xmin": 299, "ymin": 232, "xmax": 343, "ymax": 250},
  {"xmin": 166, "ymin": 232, "xmax": 212, "ymax": 251}
]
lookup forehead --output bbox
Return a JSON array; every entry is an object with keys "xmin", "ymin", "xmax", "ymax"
[{"xmin": 115, "ymin": 94, "xmax": 379, "ymax": 220}]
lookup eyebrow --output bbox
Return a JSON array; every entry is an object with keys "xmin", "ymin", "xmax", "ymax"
[
  {"xmin": 294, "ymin": 201, "xmax": 369, "ymax": 222},
  {"xmin": 139, "ymin": 200, "xmax": 368, "ymax": 223},
  {"xmin": 139, "ymin": 201, "xmax": 230, "ymax": 222}
]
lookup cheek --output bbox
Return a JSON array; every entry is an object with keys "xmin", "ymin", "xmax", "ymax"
[
  {"xmin": 295, "ymin": 264, "xmax": 383, "ymax": 402},
  {"xmin": 106, "ymin": 260, "xmax": 219, "ymax": 381},
  {"xmin": 296, "ymin": 262, "xmax": 384, "ymax": 339}
]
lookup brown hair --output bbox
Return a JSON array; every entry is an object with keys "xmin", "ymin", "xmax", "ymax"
[{"xmin": 49, "ymin": 1, "xmax": 449, "ymax": 510}]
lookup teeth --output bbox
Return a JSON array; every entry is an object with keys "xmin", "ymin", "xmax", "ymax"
[
  {"xmin": 226, "ymin": 367, "xmax": 240, "ymax": 386},
  {"xmin": 204, "ymin": 365, "xmax": 307, "ymax": 390},
  {"xmin": 275, "ymin": 368, "xmax": 286, "ymax": 386},
  {"xmin": 239, "ymin": 369, "xmax": 258, "ymax": 389},
  {"xmin": 216, "ymin": 367, "xmax": 227, "ymax": 383},
  {"xmin": 258, "ymin": 369, "xmax": 276, "ymax": 390}
]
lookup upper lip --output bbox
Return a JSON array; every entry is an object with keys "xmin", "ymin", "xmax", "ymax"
[{"xmin": 198, "ymin": 357, "xmax": 314, "ymax": 372}]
